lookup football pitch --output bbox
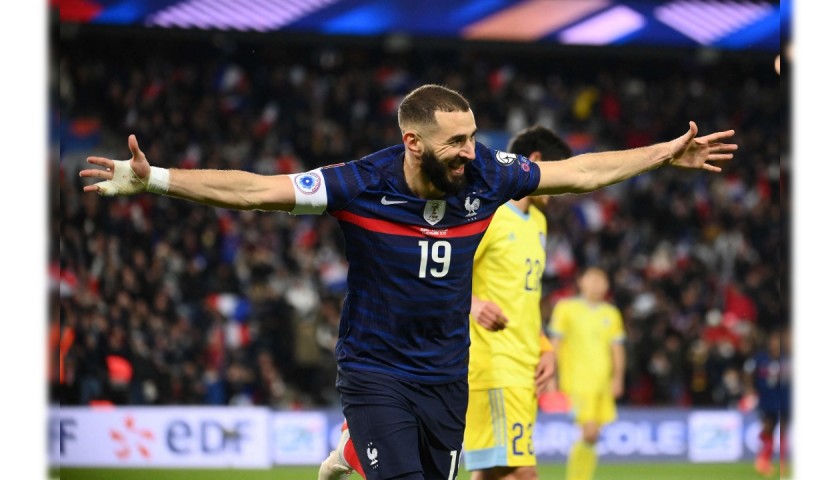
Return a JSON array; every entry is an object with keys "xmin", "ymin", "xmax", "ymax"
[{"xmin": 50, "ymin": 462, "xmax": 789, "ymax": 479}]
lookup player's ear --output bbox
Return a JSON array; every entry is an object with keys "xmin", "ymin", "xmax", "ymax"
[
  {"xmin": 529, "ymin": 152, "xmax": 542, "ymax": 163},
  {"xmin": 403, "ymin": 130, "xmax": 423, "ymax": 155}
]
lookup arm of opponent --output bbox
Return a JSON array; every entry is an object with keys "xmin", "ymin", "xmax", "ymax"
[
  {"xmin": 611, "ymin": 341, "xmax": 626, "ymax": 399},
  {"xmin": 80, "ymin": 134, "xmax": 300, "ymax": 212},
  {"xmin": 532, "ymin": 121, "xmax": 737, "ymax": 195},
  {"xmin": 546, "ymin": 334, "xmax": 563, "ymax": 393},
  {"xmin": 535, "ymin": 332, "xmax": 556, "ymax": 395},
  {"xmin": 470, "ymin": 295, "xmax": 509, "ymax": 332}
]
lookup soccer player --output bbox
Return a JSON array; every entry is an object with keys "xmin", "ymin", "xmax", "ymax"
[
  {"xmin": 462, "ymin": 125, "xmax": 571, "ymax": 480},
  {"xmin": 548, "ymin": 267, "xmax": 625, "ymax": 480},
  {"xmin": 80, "ymin": 84, "xmax": 736, "ymax": 480},
  {"xmin": 743, "ymin": 327, "xmax": 791, "ymax": 477},
  {"xmin": 321, "ymin": 125, "xmax": 573, "ymax": 480}
]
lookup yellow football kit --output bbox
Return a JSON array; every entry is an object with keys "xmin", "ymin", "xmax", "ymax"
[
  {"xmin": 549, "ymin": 297, "xmax": 624, "ymax": 425},
  {"xmin": 463, "ymin": 202, "xmax": 547, "ymax": 469}
]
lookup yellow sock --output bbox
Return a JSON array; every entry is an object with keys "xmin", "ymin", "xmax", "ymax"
[{"xmin": 567, "ymin": 440, "xmax": 598, "ymax": 480}]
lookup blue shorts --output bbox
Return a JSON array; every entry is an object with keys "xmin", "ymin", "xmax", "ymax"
[{"xmin": 336, "ymin": 368, "xmax": 468, "ymax": 480}]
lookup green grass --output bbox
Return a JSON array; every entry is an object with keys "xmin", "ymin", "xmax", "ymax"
[{"xmin": 49, "ymin": 461, "xmax": 790, "ymax": 480}]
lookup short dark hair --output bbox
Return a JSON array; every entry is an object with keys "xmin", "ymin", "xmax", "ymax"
[
  {"xmin": 507, "ymin": 125, "xmax": 573, "ymax": 161},
  {"xmin": 398, "ymin": 84, "xmax": 471, "ymax": 131}
]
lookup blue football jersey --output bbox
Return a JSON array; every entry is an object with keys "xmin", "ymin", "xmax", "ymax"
[
  {"xmin": 310, "ymin": 142, "xmax": 541, "ymax": 383},
  {"xmin": 745, "ymin": 350, "xmax": 791, "ymax": 414}
]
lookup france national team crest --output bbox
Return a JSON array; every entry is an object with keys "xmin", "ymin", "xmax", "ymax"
[
  {"xmin": 423, "ymin": 200, "xmax": 446, "ymax": 225},
  {"xmin": 464, "ymin": 196, "xmax": 480, "ymax": 217},
  {"xmin": 366, "ymin": 442, "xmax": 379, "ymax": 469},
  {"xmin": 495, "ymin": 151, "xmax": 517, "ymax": 165}
]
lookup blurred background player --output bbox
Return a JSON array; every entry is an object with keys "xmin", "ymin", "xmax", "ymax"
[
  {"xmin": 463, "ymin": 125, "xmax": 571, "ymax": 479},
  {"xmin": 319, "ymin": 125, "xmax": 573, "ymax": 480},
  {"xmin": 742, "ymin": 327, "xmax": 791, "ymax": 477},
  {"xmin": 547, "ymin": 267, "xmax": 625, "ymax": 480}
]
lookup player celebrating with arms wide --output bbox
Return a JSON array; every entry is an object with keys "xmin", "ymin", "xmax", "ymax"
[
  {"xmin": 81, "ymin": 84, "xmax": 736, "ymax": 479},
  {"xmin": 320, "ymin": 125, "xmax": 573, "ymax": 480}
]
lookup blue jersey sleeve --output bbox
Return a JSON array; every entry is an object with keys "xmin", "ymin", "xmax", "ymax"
[
  {"xmin": 476, "ymin": 143, "xmax": 542, "ymax": 202},
  {"xmin": 319, "ymin": 159, "xmax": 381, "ymax": 212},
  {"xmin": 319, "ymin": 145, "xmax": 405, "ymax": 211}
]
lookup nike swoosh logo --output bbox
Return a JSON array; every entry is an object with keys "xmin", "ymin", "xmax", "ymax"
[{"xmin": 381, "ymin": 196, "xmax": 408, "ymax": 205}]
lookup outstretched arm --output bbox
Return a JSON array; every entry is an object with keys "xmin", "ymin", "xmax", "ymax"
[
  {"xmin": 80, "ymin": 135, "xmax": 296, "ymax": 211},
  {"xmin": 532, "ymin": 122, "xmax": 737, "ymax": 195}
]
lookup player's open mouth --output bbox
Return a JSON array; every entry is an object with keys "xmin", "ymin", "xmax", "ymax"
[{"xmin": 449, "ymin": 159, "xmax": 467, "ymax": 174}]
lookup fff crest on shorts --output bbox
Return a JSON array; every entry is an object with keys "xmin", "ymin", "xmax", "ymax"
[{"xmin": 423, "ymin": 200, "xmax": 446, "ymax": 225}]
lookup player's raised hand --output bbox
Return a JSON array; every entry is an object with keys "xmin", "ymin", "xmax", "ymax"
[
  {"xmin": 80, "ymin": 134, "xmax": 152, "ymax": 196},
  {"xmin": 667, "ymin": 121, "xmax": 737, "ymax": 172}
]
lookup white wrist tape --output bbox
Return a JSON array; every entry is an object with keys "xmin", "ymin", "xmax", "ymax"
[{"xmin": 146, "ymin": 166, "xmax": 170, "ymax": 194}]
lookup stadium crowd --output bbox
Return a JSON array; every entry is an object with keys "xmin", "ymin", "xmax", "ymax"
[{"xmin": 54, "ymin": 32, "xmax": 786, "ymax": 411}]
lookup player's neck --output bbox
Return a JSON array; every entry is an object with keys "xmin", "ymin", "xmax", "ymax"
[
  {"xmin": 582, "ymin": 296, "xmax": 603, "ymax": 307},
  {"xmin": 509, "ymin": 197, "xmax": 530, "ymax": 213}
]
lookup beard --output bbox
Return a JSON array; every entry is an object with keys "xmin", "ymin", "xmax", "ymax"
[{"xmin": 419, "ymin": 149, "xmax": 468, "ymax": 196}]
